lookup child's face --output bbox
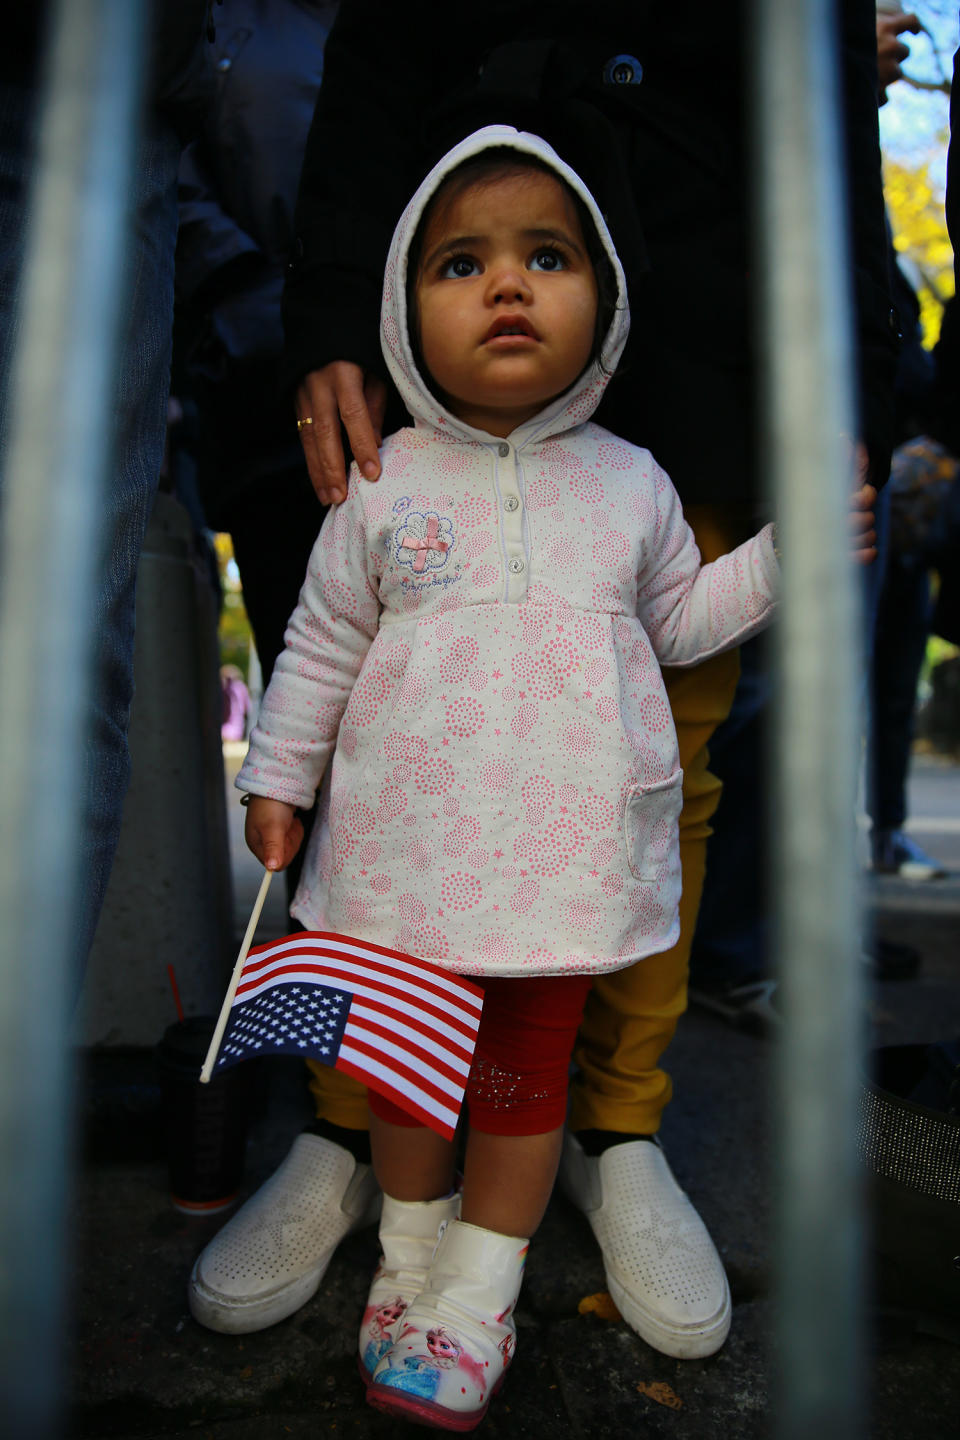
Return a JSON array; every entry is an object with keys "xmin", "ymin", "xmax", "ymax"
[{"xmin": 414, "ymin": 168, "xmax": 599, "ymax": 438}]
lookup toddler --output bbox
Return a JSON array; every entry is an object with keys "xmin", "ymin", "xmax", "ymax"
[{"xmin": 237, "ymin": 125, "xmax": 872, "ymax": 1429}]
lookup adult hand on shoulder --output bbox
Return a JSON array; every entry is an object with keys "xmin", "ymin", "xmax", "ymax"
[
  {"xmin": 295, "ymin": 361, "xmax": 387, "ymax": 505},
  {"xmin": 244, "ymin": 795, "xmax": 304, "ymax": 872}
]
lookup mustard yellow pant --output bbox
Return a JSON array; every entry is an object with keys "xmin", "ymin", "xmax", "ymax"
[{"xmin": 305, "ymin": 507, "xmax": 741, "ymax": 1136}]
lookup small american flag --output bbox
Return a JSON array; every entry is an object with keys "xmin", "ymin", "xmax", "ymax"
[{"xmin": 212, "ymin": 932, "xmax": 484, "ymax": 1140}]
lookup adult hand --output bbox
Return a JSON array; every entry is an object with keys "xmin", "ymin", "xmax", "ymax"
[
  {"xmin": 295, "ymin": 361, "xmax": 388, "ymax": 505},
  {"xmin": 876, "ymin": 11, "xmax": 922, "ymax": 100},
  {"xmin": 848, "ymin": 441, "xmax": 878, "ymax": 564},
  {"xmin": 243, "ymin": 795, "xmax": 304, "ymax": 872}
]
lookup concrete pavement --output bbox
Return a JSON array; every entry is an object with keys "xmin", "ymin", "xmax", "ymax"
[{"xmin": 69, "ymin": 753, "xmax": 960, "ymax": 1438}]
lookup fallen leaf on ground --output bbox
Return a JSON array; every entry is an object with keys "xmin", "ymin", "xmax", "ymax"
[
  {"xmin": 637, "ymin": 1380, "xmax": 683, "ymax": 1410},
  {"xmin": 577, "ymin": 1291, "xmax": 622, "ymax": 1320}
]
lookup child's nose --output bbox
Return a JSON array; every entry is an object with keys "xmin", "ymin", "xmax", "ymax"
[{"xmin": 486, "ymin": 265, "xmax": 532, "ymax": 305}]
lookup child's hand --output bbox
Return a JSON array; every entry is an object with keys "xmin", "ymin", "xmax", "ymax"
[{"xmin": 243, "ymin": 795, "xmax": 304, "ymax": 872}]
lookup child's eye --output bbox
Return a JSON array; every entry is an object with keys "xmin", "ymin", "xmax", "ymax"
[
  {"xmin": 529, "ymin": 247, "xmax": 565, "ymax": 272},
  {"xmin": 440, "ymin": 254, "xmax": 479, "ymax": 279}
]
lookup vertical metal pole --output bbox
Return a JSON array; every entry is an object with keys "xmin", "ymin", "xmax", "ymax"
[
  {"xmin": 753, "ymin": 2, "xmax": 866, "ymax": 1437},
  {"xmin": 0, "ymin": 2, "xmax": 146, "ymax": 1434}
]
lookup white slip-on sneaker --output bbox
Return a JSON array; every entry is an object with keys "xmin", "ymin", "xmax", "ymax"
[
  {"xmin": 560, "ymin": 1132, "xmax": 731, "ymax": 1358},
  {"xmin": 188, "ymin": 1132, "xmax": 380, "ymax": 1334},
  {"xmin": 358, "ymin": 1191, "xmax": 461, "ymax": 1382}
]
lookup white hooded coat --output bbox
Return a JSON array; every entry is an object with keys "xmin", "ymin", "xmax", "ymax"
[{"xmin": 238, "ymin": 125, "xmax": 780, "ymax": 977}]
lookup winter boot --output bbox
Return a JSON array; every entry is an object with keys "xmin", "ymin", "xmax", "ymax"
[
  {"xmin": 366, "ymin": 1218, "xmax": 528, "ymax": 1431},
  {"xmin": 358, "ymin": 1191, "xmax": 461, "ymax": 1381}
]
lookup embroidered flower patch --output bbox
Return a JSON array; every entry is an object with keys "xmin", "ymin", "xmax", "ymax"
[{"xmin": 395, "ymin": 512, "xmax": 456, "ymax": 575}]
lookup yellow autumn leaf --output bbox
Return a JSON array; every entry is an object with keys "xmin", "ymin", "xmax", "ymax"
[
  {"xmin": 637, "ymin": 1380, "xmax": 683, "ymax": 1410},
  {"xmin": 577, "ymin": 1291, "xmax": 622, "ymax": 1321},
  {"xmin": 883, "ymin": 152, "xmax": 955, "ymax": 347}
]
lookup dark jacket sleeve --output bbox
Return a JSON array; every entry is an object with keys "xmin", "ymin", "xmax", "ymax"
[
  {"xmin": 839, "ymin": 0, "xmax": 900, "ymax": 485},
  {"xmin": 176, "ymin": 143, "xmax": 264, "ymax": 308},
  {"xmin": 151, "ymin": 0, "xmax": 216, "ymax": 142},
  {"xmin": 280, "ymin": 1, "xmax": 441, "ymax": 390}
]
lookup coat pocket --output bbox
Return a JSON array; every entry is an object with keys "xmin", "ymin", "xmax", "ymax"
[{"xmin": 624, "ymin": 771, "xmax": 684, "ymax": 881}]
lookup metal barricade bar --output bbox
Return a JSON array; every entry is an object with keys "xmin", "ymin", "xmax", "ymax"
[
  {"xmin": 0, "ymin": 2, "xmax": 146, "ymax": 1433},
  {"xmin": 754, "ymin": 2, "xmax": 866, "ymax": 1436}
]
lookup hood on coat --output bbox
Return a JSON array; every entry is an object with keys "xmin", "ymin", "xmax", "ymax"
[{"xmin": 380, "ymin": 124, "xmax": 630, "ymax": 448}]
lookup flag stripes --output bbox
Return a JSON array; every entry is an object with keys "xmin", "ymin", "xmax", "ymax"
[
  {"xmin": 213, "ymin": 931, "xmax": 483, "ymax": 1139},
  {"xmin": 235, "ymin": 948, "xmax": 482, "ymax": 1051},
  {"xmin": 348, "ymin": 1004, "xmax": 470, "ymax": 1087},
  {"xmin": 336, "ymin": 1054, "xmax": 460, "ymax": 1136},
  {"xmin": 240, "ymin": 934, "xmax": 483, "ymax": 1010}
]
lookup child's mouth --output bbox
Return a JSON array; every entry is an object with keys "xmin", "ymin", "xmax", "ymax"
[{"xmin": 484, "ymin": 315, "xmax": 538, "ymax": 343}]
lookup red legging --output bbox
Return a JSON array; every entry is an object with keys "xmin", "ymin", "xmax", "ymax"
[{"xmin": 367, "ymin": 973, "xmax": 594, "ymax": 1136}]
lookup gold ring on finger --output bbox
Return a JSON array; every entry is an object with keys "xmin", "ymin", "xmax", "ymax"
[{"xmin": 297, "ymin": 416, "xmax": 314, "ymax": 431}]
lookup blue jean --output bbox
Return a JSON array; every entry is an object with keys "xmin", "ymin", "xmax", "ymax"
[
  {"xmin": 867, "ymin": 550, "xmax": 932, "ymax": 833},
  {"xmin": 0, "ymin": 79, "xmax": 181, "ymax": 965}
]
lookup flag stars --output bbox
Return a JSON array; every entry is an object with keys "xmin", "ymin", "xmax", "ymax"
[{"xmin": 220, "ymin": 957, "xmax": 477, "ymax": 1138}]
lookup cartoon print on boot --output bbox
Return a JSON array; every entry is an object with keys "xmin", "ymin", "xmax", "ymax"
[
  {"xmin": 374, "ymin": 1324, "xmax": 488, "ymax": 1403},
  {"xmin": 360, "ymin": 1295, "xmax": 408, "ymax": 1377}
]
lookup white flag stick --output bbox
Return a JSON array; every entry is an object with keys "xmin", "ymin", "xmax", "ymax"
[{"xmin": 199, "ymin": 868, "xmax": 274, "ymax": 1083}]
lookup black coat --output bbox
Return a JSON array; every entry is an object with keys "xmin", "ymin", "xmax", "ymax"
[
  {"xmin": 175, "ymin": 0, "xmax": 339, "ymax": 517},
  {"xmin": 282, "ymin": 0, "xmax": 898, "ymax": 505}
]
